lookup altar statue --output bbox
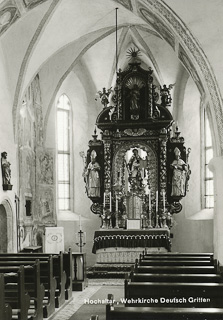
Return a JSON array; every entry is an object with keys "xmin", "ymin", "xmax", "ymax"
[
  {"xmin": 129, "ymin": 84, "xmax": 140, "ymax": 112},
  {"xmin": 170, "ymin": 147, "xmax": 188, "ymax": 196},
  {"xmin": 127, "ymin": 149, "xmax": 143, "ymax": 189},
  {"xmin": 85, "ymin": 150, "xmax": 101, "ymax": 197}
]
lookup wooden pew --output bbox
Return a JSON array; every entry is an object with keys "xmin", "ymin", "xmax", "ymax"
[
  {"xmin": 129, "ymin": 270, "xmax": 223, "ymax": 283},
  {"xmin": 0, "ymin": 274, "xmax": 12, "ymax": 320},
  {"xmin": 124, "ymin": 279, "xmax": 223, "ymax": 307},
  {"xmin": 63, "ymin": 249, "xmax": 73, "ymax": 300},
  {"xmin": 19, "ymin": 250, "xmax": 72, "ymax": 308},
  {"xmin": 106, "ymin": 304, "xmax": 223, "ymax": 320},
  {"xmin": 134, "ymin": 264, "xmax": 217, "ymax": 274},
  {"xmin": 142, "ymin": 251, "xmax": 214, "ymax": 260},
  {"xmin": 25, "ymin": 252, "xmax": 67, "ymax": 308},
  {"xmin": 4, "ymin": 265, "xmax": 31, "ymax": 320},
  {"xmin": 1, "ymin": 260, "xmax": 45, "ymax": 320},
  {"xmin": 50, "ymin": 252, "xmax": 66, "ymax": 308},
  {"xmin": 0, "ymin": 258, "xmax": 56, "ymax": 318},
  {"xmin": 138, "ymin": 258, "xmax": 214, "ymax": 266},
  {"xmin": 0, "ymin": 248, "xmax": 72, "ymax": 303}
]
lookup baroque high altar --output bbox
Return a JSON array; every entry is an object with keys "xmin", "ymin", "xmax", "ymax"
[{"xmin": 81, "ymin": 50, "xmax": 191, "ymax": 257}]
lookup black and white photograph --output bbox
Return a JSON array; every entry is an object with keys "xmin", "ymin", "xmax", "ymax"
[{"xmin": 0, "ymin": 0, "xmax": 223, "ymax": 319}]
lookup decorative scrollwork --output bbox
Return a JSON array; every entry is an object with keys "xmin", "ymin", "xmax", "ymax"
[
  {"xmin": 170, "ymin": 201, "xmax": 182, "ymax": 214},
  {"xmin": 90, "ymin": 203, "xmax": 103, "ymax": 215}
]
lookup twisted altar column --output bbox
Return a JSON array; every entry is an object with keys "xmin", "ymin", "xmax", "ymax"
[{"xmin": 159, "ymin": 133, "xmax": 168, "ymax": 214}]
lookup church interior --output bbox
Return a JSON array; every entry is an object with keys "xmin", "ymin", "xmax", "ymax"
[{"xmin": 1, "ymin": 0, "xmax": 223, "ymax": 319}]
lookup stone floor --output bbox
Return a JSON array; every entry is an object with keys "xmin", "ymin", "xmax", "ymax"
[
  {"xmin": 47, "ymin": 287, "xmax": 101, "ymax": 320},
  {"xmin": 48, "ymin": 279, "xmax": 124, "ymax": 320}
]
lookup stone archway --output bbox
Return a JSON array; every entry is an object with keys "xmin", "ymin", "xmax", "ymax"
[
  {"xmin": 0, "ymin": 200, "xmax": 14, "ymax": 253},
  {"xmin": 0, "ymin": 204, "xmax": 7, "ymax": 252}
]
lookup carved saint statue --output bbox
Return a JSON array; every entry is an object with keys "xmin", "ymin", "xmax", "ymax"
[
  {"xmin": 85, "ymin": 150, "xmax": 101, "ymax": 197},
  {"xmin": 1, "ymin": 152, "xmax": 11, "ymax": 185},
  {"xmin": 170, "ymin": 147, "xmax": 188, "ymax": 196},
  {"xmin": 127, "ymin": 149, "xmax": 144, "ymax": 190},
  {"xmin": 129, "ymin": 84, "xmax": 140, "ymax": 112}
]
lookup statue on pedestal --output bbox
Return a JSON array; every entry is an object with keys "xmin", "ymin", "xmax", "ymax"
[
  {"xmin": 170, "ymin": 147, "xmax": 188, "ymax": 197},
  {"xmin": 1, "ymin": 151, "xmax": 13, "ymax": 190},
  {"xmin": 84, "ymin": 150, "xmax": 101, "ymax": 198},
  {"xmin": 127, "ymin": 149, "xmax": 143, "ymax": 190}
]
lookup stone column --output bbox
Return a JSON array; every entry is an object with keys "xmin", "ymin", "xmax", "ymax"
[{"xmin": 209, "ymin": 156, "xmax": 223, "ymax": 264}]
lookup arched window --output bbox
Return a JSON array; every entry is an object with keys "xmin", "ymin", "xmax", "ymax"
[
  {"xmin": 57, "ymin": 94, "xmax": 72, "ymax": 211},
  {"xmin": 204, "ymin": 112, "xmax": 214, "ymax": 208}
]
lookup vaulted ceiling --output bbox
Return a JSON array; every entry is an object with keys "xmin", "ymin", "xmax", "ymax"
[{"xmin": 1, "ymin": 0, "xmax": 223, "ymax": 153}]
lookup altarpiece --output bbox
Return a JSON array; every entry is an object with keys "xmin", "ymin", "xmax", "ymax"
[{"xmin": 81, "ymin": 51, "xmax": 191, "ymax": 259}]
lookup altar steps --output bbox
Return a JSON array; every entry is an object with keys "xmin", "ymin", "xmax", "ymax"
[{"xmin": 87, "ymin": 253, "xmax": 216, "ymax": 279}]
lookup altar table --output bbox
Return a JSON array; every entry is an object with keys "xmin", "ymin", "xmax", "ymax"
[{"xmin": 92, "ymin": 229, "xmax": 171, "ymax": 260}]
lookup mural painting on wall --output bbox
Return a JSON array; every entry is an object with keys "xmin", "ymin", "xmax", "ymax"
[
  {"xmin": 37, "ymin": 151, "xmax": 54, "ymax": 185},
  {"xmin": 36, "ymin": 150, "xmax": 55, "ymax": 225},
  {"xmin": 18, "ymin": 98, "xmax": 35, "ymax": 149},
  {"xmin": 0, "ymin": 1, "xmax": 20, "ymax": 36},
  {"xmin": 25, "ymin": 153, "xmax": 34, "ymax": 191},
  {"xmin": 36, "ymin": 108, "xmax": 44, "ymax": 146},
  {"xmin": 32, "ymin": 74, "xmax": 44, "ymax": 146},
  {"xmin": 16, "ymin": 72, "xmax": 56, "ymax": 241},
  {"xmin": 37, "ymin": 187, "xmax": 55, "ymax": 224}
]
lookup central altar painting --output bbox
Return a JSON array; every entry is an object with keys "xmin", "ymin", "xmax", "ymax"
[{"xmin": 81, "ymin": 50, "xmax": 190, "ymax": 255}]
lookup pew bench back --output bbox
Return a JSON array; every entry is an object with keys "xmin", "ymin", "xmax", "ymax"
[{"xmin": 124, "ymin": 279, "xmax": 223, "ymax": 307}]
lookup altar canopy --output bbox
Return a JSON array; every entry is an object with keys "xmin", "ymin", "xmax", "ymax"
[{"xmin": 82, "ymin": 49, "xmax": 191, "ymax": 253}]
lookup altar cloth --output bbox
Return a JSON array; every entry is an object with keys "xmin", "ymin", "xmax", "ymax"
[{"xmin": 92, "ymin": 229, "xmax": 171, "ymax": 254}]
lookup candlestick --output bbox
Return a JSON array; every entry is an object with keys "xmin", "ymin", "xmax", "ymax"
[
  {"xmin": 148, "ymin": 189, "xmax": 151, "ymax": 211},
  {"xmin": 110, "ymin": 192, "xmax": 112, "ymax": 211},
  {"xmin": 156, "ymin": 191, "xmax": 158, "ymax": 213},
  {"xmin": 163, "ymin": 191, "xmax": 165, "ymax": 212},
  {"xmin": 155, "ymin": 191, "xmax": 159, "ymax": 228},
  {"xmin": 103, "ymin": 192, "xmax": 105, "ymax": 206}
]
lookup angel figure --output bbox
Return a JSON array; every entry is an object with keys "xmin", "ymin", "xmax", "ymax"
[
  {"xmin": 95, "ymin": 87, "xmax": 113, "ymax": 108},
  {"xmin": 160, "ymin": 83, "xmax": 175, "ymax": 106}
]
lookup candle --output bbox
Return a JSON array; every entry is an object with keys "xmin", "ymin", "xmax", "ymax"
[
  {"xmin": 116, "ymin": 196, "xmax": 118, "ymax": 212},
  {"xmin": 156, "ymin": 191, "xmax": 158, "ymax": 213},
  {"xmin": 103, "ymin": 192, "xmax": 106, "ymax": 206},
  {"xmin": 110, "ymin": 192, "xmax": 112, "ymax": 212},
  {"xmin": 148, "ymin": 189, "xmax": 151, "ymax": 211},
  {"xmin": 163, "ymin": 191, "xmax": 165, "ymax": 212},
  {"xmin": 79, "ymin": 214, "xmax": 82, "ymax": 230}
]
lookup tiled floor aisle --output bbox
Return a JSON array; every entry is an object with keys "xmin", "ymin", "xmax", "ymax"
[{"xmin": 49, "ymin": 286, "xmax": 102, "ymax": 320}]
